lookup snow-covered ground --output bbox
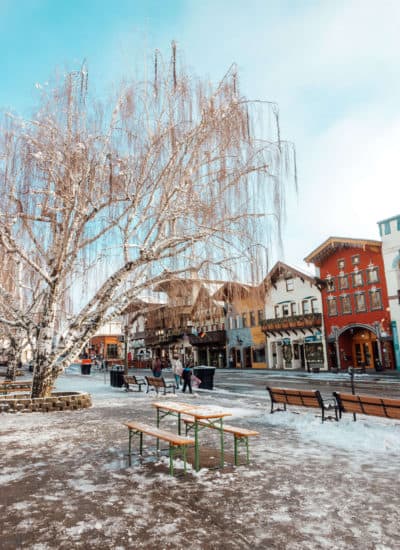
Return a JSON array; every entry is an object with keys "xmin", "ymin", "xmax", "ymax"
[{"xmin": 1, "ymin": 370, "xmax": 400, "ymax": 549}]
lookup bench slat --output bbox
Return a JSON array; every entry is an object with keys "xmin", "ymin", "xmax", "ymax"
[
  {"xmin": 124, "ymin": 421, "xmax": 194, "ymax": 446},
  {"xmin": 183, "ymin": 418, "xmax": 259, "ymax": 437}
]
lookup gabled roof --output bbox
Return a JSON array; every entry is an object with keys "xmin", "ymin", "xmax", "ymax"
[
  {"xmin": 263, "ymin": 261, "xmax": 316, "ymax": 286},
  {"xmin": 304, "ymin": 237, "xmax": 381, "ymax": 267},
  {"xmin": 212, "ymin": 281, "xmax": 253, "ymax": 301}
]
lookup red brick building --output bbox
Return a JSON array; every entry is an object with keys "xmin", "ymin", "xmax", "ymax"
[{"xmin": 305, "ymin": 237, "xmax": 394, "ymax": 371}]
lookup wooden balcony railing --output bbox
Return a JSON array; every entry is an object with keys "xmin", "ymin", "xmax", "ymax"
[{"xmin": 261, "ymin": 313, "xmax": 322, "ymax": 332}]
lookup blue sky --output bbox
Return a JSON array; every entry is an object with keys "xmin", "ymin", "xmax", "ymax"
[{"xmin": 1, "ymin": 0, "xmax": 399, "ymax": 272}]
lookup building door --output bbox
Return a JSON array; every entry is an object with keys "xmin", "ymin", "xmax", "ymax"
[
  {"xmin": 244, "ymin": 346, "xmax": 252, "ymax": 369},
  {"xmin": 352, "ymin": 331, "xmax": 375, "ymax": 369}
]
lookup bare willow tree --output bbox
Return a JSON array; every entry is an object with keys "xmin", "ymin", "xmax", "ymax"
[{"xmin": 0, "ymin": 45, "xmax": 295, "ymax": 397}]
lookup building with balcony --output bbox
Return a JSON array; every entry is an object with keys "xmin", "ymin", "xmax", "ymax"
[
  {"xmin": 304, "ymin": 237, "xmax": 394, "ymax": 371},
  {"xmin": 143, "ymin": 277, "xmax": 227, "ymax": 367},
  {"xmin": 213, "ymin": 282, "xmax": 266, "ymax": 369},
  {"xmin": 261, "ymin": 262, "xmax": 327, "ymax": 370},
  {"xmin": 378, "ymin": 215, "xmax": 400, "ymax": 369}
]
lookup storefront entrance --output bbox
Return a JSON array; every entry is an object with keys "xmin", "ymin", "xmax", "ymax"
[{"xmin": 351, "ymin": 330, "xmax": 378, "ymax": 369}]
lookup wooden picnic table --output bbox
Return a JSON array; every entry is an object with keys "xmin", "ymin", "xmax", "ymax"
[{"xmin": 152, "ymin": 401, "xmax": 232, "ymax": 471}]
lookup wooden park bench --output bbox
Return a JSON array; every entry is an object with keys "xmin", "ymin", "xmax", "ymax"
[
  {"xmin": 0, "ymin": 381, "xmax": 32, "ymax": 396},
  {"xmin": 124, "ymin": 421, "xmax": 194, "ymax": 475},
  {"xmin": 182, "ymin": 416, "xmax": 259, "ymax": 466},
  {"xmin": 123, "ymin": 375, "xmax": 146, "ymax": 393},
  {"xmin": 266, "ymin": 386, "xmax": 338, "ymax": 423},
  {"xmin": 333, "ymin": 392, "xmax": 400, "ymax": 422},
  {"xmin": 145, "ymin": 376, "xmax": 176, "ymax": 395}
]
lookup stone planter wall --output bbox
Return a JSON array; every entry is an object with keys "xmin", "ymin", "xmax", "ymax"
[{"xmin": 0, "ymin": 391, "xmax": 92, "ymax": 413}]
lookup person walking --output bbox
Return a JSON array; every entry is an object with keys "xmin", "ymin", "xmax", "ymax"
[
  {"xmin": 181, "ymin": 363, "xmax": 192, "ymax": 394},
  {"xmin": 171, "ymin": 354, "xmax": 183, "ymax": 389}
]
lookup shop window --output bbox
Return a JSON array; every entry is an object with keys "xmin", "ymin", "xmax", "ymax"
[
  {"xmin": 338, "ymin": 259, "xmax": 345, "ymax": 270},
  {"xmin": 250, "ymin": 311, "xmax": 256, "ymax": 327},
  {"xmin": 107, "ymin": 344, "xmax": 119, "ymax": 358},
  {"xmin": 302, "ymin": 300, "xmax": 311, "ymax": 314},
  {"xmin": 338, "ymin": 275, "xmax": 349, "ymax": 290},
  {"xmin": 352, "ymin": 271, "xmax": 363, "ymax": 287},
  {"xmin": 291, "ymin": 302, "xmax": 297, "ymax": 316},
  {"xmin": 286, "ymin": 278, "xmax": 294, "ymax": 291},
  {"xmin": 370, "ymin": 289, "xmax": 383, "ymax": 310},
  {"xmin": 367, "ymin": 267, "xmax": 379, "ymax": 283},
  {"xmin": 252, "ymin": 346, "xmax": 265, "ymax": 363},
  {"xmin": 311, "ymin": 299, "xmax": 320, "ymax": 313},
  {"xmin": 354, "ymin": 292, "xmax": 367, "ymax": 313},
  {"xmin": 340, "ymin": 295, "xmax": 352, "ymax": 315},
  {"xmin": 293, "ymin": 344, "xmax": 300, "ymax": 360},
  {"xmin": 305, "ymin": 344, "xmax": 324, "ymax": 363},
  {"xmin": 352, "ymin": 254, "xmax": 360, "ymax": 265},
  {"xmin": 327, "ymin": 297, "xmax": 338, "ymax": 316}
]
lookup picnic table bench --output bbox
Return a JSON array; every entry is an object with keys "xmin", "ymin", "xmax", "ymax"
[
  {"xmin": 0, "ymin": 381, "xmax": 32, "ymax": 396},
  {"xmin": 333, "ymin": 392, "xmax": 400, "ymax": 421},
  {"xmin": 124, "ymin": 421, "xmax": 194, "ymax": 475},
  {"xmin": 123, "ymin": 374, "xmax": 146, "ymax": 392},
  {"xmin": 266, "ymin": 386, "xmax": 338, "ymax": 423},
  {"xmin": 145, "ymin": 376, "xmax": 175, "ymax": 395},
  {"xmin": 182, "ymin": 416, "xmax": 259, "ymax": 465}
]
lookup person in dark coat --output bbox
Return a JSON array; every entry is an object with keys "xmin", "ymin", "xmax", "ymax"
[
  {"xmin": 181, "ymin": 364, "xmax": 192, "ymax": 394},
  {"xmin": 152, "ymin": 357, "xmax": 162, "ymax": 378}
]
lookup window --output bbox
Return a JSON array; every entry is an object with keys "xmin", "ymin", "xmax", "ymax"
[
  {"xmin": 236, "ymin": 315, "xmax": 241, "ymax": 328},
  {"xmin": 327, "ymin": 297, "xmax": 337, "ymax": 316},
  {"xmin": 291, "ymin": 302, "xmax": 297, "ymax": 316},
  {"xmin": 250, "ymin": 311, "xmax": 256, "ymax": 327},
  {"xmin": 355, "ymin": 292, "xmax": 367, "ymax": 313},
  {"xmin": 242, "ymin": 313, "xmax": 248, "ymax": 328},
  {"xmin": 326, "ymin": 278, "xmax": 335, "ymax": 291},
  {"xmin": 352, "ymin": 271, "xmax": 363, "ymax": 287},
  {"xmin": 302, "ymin": 300, "xmax": 311, "ymax": 314},
  {"xmin": 340, "ymin": 295, "xmax": 352, "ymax": 314},
  {"xmin": 384, "ymin": 221, "xmax": 391, "ymax": 235},
  {"xmin": 367, "ymin": 267, "xmax": 379, "ymax": 283},
  {"xmin": 107, "ymin": 344, "xmax": 119, "ymax": 358},
  {"xmin": 274, "ymin": 305, "xmax": 280, "ymax": 318},
  {"xmin": 252, "ymin": 346, "xmax": 265, "ymax": 363},
  {"xmin": 338, "ymin": 259, "xmax": 345, "ymax": 270},
  {"xmin": 338, "ymin": 275, "xmax": 349, "ymax": 290},
  {"xmin": 229, "ymin": 317, "xmax": 235, "ymax": 330},
  {"xmin": 282, "ymin": 304, "xmax": 290, "ymax": 316},
  {"xmin": 286, "ymin": 278, "xmax": 294, "ymax": 291},
  {"xmin": 257, "ymin": 309, "xmax": 264, "ymax": 325},
  {"xmin": 311, "ymin": 299, "xmax": 320, "ymax": 313},
  {"xmin": 370, "ymin": 289, "xmax": 383, "ymax": 310},
  {"xmin": 352, "ymin": 254, "xmax": 360, "ymax": 265}
]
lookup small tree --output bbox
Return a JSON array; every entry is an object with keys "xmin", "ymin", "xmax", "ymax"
[{"xmin": 0, "ymin": 46, "xmax": 295, "ymax": 397}]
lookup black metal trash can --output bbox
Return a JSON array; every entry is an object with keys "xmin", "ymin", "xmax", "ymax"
[
  {"xmin": 193, "ymin": 366, "xmax": 216, "ymax": 390},
  {"xmin": 110, "ymin": 365, "xmax": 125, "ymax": 387},
  {"xmin": 81, "ymin": 362, "xmax": 91, "ymax": 375}
]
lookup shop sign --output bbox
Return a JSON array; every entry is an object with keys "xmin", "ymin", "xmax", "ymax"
[{"xmin": 305, "ymin": 331, "xmax": 321, "ymax": 343}]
